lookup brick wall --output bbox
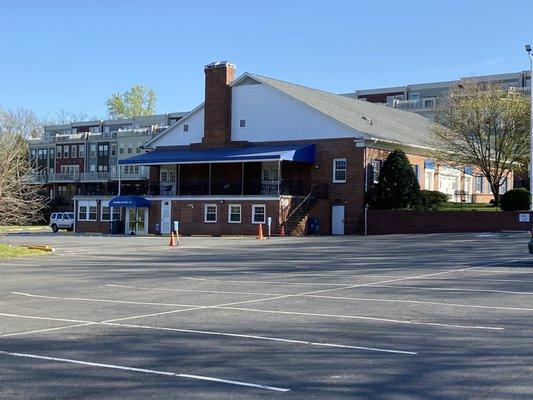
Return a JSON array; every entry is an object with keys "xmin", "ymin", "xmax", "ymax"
[{"xmin": 367, "ymin": 210, "xmax": 533, "ymax": 235}]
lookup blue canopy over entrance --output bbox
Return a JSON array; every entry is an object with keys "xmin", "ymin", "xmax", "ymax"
[
  {"xmin": 118, "ymin": 144, "xmax": 316, "ymax": 165},
  {"xmin": 109, "ymin": 195, "xmax": 151, "ymax": 208}
]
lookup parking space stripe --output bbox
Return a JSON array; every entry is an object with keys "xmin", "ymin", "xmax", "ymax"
[
  {"xmin": 106, "ymin": 284, "xmax": 283, "ymax": 297},
  {"xmin": 0, "ymin": 312, "xmax": 416, "ymax": 355},
  {"xmin": 373, "ymin": 284, "xmax": 533, "ymax": 296},
  {"xmin": 217, "ymin": 307, "xmax": 504, "ymax": 331},
  {"xmin": 0, "ymin": 350, "xmax": 290, "ymax": 392},
  {"xmin": 180, "ymin": 277, "xmax": 348, "ymax": 286}
]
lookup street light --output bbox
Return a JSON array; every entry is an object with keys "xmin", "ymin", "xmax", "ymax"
[{"xmin": 526, "ymin": 44, "xmax": 533, "ymax": 210}]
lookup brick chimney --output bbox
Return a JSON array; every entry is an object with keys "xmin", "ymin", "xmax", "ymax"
[{"xmin": 202, "ymin": 61, "xmax": 236, "ymax": 147}]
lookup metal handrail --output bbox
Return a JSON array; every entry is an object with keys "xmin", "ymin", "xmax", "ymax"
[{"xmin": 282, "ymin": 185, "xmax": 318, "ymax": 226}]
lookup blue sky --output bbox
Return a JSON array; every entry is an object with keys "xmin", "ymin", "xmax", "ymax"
[{"xmin": 1, "ymin": 0, "xmax": 532, "ymax": 120}]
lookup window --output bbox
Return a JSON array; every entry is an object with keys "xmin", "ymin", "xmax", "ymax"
[
  {"xmin": 50, "ymin": 148, "xmax": 55, "ymax": 157},
  {"xmin": 127, "ymin": 144, "xmax": 133, "ymax": 154},
  {"xmin": 423, "ymin": 97, "xmax": 436, "ymax": 108},
  {"xmin": 111, "ymin": 144, "xmax": 116, "ymax": 156},
  {"xmin": 101, "ymin": 201, "xmax": 111, "ymax": 221},
  {"xmin": 475, "ymin": 176, "xmax": 484, "ymax": 193},
  {"xmin": 90, "ymin": 144, "xmax": 96, "ymax": 157},
  {"xmin": 71, "ymin": 145, "xmax": 77, "ymax": 158},
  {"xmin": 371, "ymin": 160, "xmax": 381, "ymax": 184},
  {"xmin": 332, "ymin": 158, "xmax": 347, "ymax": 183},
  {"xmin": 77, "ymin": 200, "xmax": 96, "ymax": 221},
  {"xmin": 78, "ymin": 145, "xmax": 84, "ymax": 158},
  {"xmin": 98, "ymin": 144, "xmax": 109, "ymax": 157},
  {"xmin": 425, "ymin": 170, "xmax": 435, "ymax": 190},
  {"xmin": 183, "ymin": 124, "xmax": 189, "ymax": 132},
  {"xmin": 57, "ymin": 146, "xmax": 62, "ymax": 159},
  {"xmin": 410, "ymin": 92, "xmax": 419, "ymax": 100},
  {"xmin": 119, "ymin": 144, "xmax": 125, "ymax": 155},
  {"xmin": 412, "ymin": 165, "xmax": 420, "ymax": 181},
  {"xmin": 90, "ymin": 164, "xmax": 96, "ymax": 172},
  {"xmin": 204, "ymin": 204, "xmax": 217, "ymax": 223},
  {"xmin": 31, "ymin": 149, "xmax": 36, "ymax": 157},
  {"xmin": 239, "ymin": 119, "xmax": 246, "ymax": 128},
  {"xmin": 252, "ymin": 204, "xmax": 266, "ymax": 224},
  {"xmin": 228, "ymin": 204, "xmax": 241, "ymax": 223},
  {"xmin": 63, "ymin": 145, "xmax": 69, "ymax": 158},
  {"xmin": 98, "ymin": 165, "xmax": 108, "ymax": 172},
  {"xmin": 112, "ymin": 207, "xmax": 121, "ymax": 221}
]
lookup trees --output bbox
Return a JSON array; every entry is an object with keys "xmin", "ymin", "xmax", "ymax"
[
  {"xmin": 431, "ymin": 81, "xmax": 529, "ymax": 205},
  {"xmin": 373, "ymin": 149, "xmax": 421, "ymax": 209},
  {"xmin": 0, "ymin": 108, "xmax": 44, "ymax": 224},
  {"xmin": 106, "ymin": 85, "xmax": 156, "ymax": 119}
]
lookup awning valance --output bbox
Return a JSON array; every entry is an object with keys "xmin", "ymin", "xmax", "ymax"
[
  {"xmin": 109, "ymin": 196, "xmax": 151, "ymax": 208},
  {"xmin": 119, "ymin": 144, "xmax": 316, "ymax": 166}
]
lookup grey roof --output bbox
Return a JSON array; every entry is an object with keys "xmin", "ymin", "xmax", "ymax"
[{"xmin": 246, "ymin": 73, "xmax": 435, "ymax": 148}]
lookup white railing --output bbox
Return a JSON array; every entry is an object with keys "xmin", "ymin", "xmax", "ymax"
[
  {"xmin": 80, "ymin": 172, "xmax": 110, "ymax": 182},
  {"xmin": 22, "ymin": 173, "xmax": 48, "ymax": 184},
  {"xmin": 110, "ymin": 171, "xmax": 149, "ymax": 180},
  {"xmin": 48, "ymin": 172, "xmax": 80, "ymax": 182},
  {"xmin": 392, "ymin": 99, "xmax": 421, "ymax": 109}
]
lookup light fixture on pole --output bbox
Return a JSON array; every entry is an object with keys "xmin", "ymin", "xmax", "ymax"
[{"xmin": 526, "ymin": 44, "xmax": 533, "ymax": 210}]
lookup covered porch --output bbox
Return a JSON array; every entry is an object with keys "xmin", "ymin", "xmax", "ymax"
[{"xmin": 119, "ymin": 144, "xmax": 316, "ymax": 197}]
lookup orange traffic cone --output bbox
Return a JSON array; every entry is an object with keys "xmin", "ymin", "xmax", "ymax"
[
  {"xmin": 257, "ymin": 223, "xmax": 265, "ymax": 240},
  {"xmin": 279, "ymin": 225, "xmax": 285, "ymax": 237},
  {"xmin": 169, "ymin": 231, "xmax": 176, "ymax": 247}
]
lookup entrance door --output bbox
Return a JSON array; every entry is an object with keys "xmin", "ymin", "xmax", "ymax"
[
  {"xmin": 161, "ymin": 201, "xmax": 171, "ymax": 234},
  {"xmin": 332, "ymin": 205, "xmax": 345, "ymax": 235},
  {"xmin": 126, "ymin": 207, "xmax": 148, "ymax": 235}
]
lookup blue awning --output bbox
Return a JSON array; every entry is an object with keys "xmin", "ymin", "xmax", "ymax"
[
  {"xmin": 109, "ymin": 196, "xmax": 151, "ymax": 208},
  {"xmin": 119, "ymin": 144, "xmax": 316, "ymax": 165}
]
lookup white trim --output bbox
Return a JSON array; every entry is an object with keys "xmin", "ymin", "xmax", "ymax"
[
  {"xmin": 100, "ymin": 200, "xmax": 111, "ymax": 221},
  {"xmin": 228, "ymin": 204, "xmax": 241, "ymax": 223},
  {"xmin": 204, "ymin": 204, "xmax": 217, "ymax": 223},
  {"xmin": 332, "ymin": 158, "xmax": 347, "ymax": 183},
  {"xmin": 251, "ymin": 204, "xmax": 266, "ymax": 224},
  {"xmin": 77, "ymin": 200, "xmax": 97, "ymax": 221}
]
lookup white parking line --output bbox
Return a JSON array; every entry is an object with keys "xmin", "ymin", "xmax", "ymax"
[
  {"xmin": 8, "ymin": 292, "xmax": 504, "ymax": 331},
  {"xmin": 216, "ymin": 307, "xmax": 504, "ymax": 331},
  {"xmin": 180, "ymin": 277, "xmax": 348, "ymax": 287},
  {"xmin": 107, "ymin": 283, "xmax": 533, "ymax": 312},
  {"xmin": 373, "ymin": 284, "xmax": 533, "ymax": 296},
  {"xmin": 0, "ymin": 350, "xmax": 290, "ymax": 392},
  {"xmin": 0, "ymin": 312, "xmax": 416, "ymax": 355}
]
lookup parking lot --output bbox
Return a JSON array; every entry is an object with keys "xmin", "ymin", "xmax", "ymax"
[{"xmin": 0, "ymin": 232, "xmax": 532, "ymax": 399}]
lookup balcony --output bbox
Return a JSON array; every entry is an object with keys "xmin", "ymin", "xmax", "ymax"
[
  {"xmin": 151, "ymin": 180, "xmax": 325, "ymax": 197},
  {"xmin": 80, "ymin": 172, "xmax": 110, "ymax": 182},
  {"xmin": 48, "ymin": 172, "xmax": 80, "ymax": 182},
  {"xmin": 391, "ymin": 99, "xmax": 422, "ymax": 110},
  {"xmin": 109, "ymin": 171, "xmax": 149, "ymax": 181},
  {"xmin": 22, "ymin": 173, "xmax": 48, "ymax": 184}
]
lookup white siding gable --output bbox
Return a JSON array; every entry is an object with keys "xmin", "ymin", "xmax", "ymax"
[
  {"xmin": 231, "ymin": 82, "xmax": 359, "ymax": 142},
  {"xmin": 151, "ymin": 106, "xmax": 204, "ymax": 148}
]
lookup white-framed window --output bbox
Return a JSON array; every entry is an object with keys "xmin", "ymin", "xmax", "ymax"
[
  {"xmin": 111, "ymin": 143, "xmax": 116, "ymax": 156},
  {"xmin": 56, "ymin": 146, "xmax": 62, "ymax": 159},
  {"xmin": 371, "ymin": 160, "xmax": 382, "ymax": 184},
  {"xmin": 475, "ymin": 175, "xmax": 484, "ymax": 193},
  {"xmin": 98, "ymin": 144, "xmax": 109, "ymax": 157},
  {"xmin": 204, "ymin": 204, "xmax": 217, "ymax": 223},
  {"xmin": 252, "ymin": 204, "xmax": 266, "ymax": 224},
  {"xmin": 63, "ymin": 145, "xmax": 69, "ymax": 158},
  {"xmin": 127, "ymin": 144, "xmax": 133, "ymax": 154},
  {"xmin": 239, "ymin": 119, "xmax": 246, "ymax": 128},
  {"xmin": 78, "ymin": 145, "xmax": 85, "ymax": 158},
  {"xmin": 423, "ymin": 97, "xmax": 436, "ymax": 108},
  {"xmin": 228, "ymin": 204, "xmax": 241, "ymax": 223},
  {"xmin": 78, "ymin": 200, "xmax": 97, "ymax": 221},
  {"xmin": 425, "ymin": 170, "xmax": 435, "ymax": 190},
  {"xmin": 119, "ymin": 143, "xmax": 125, "ymax": 154},
  {"xmin": 332, "ymin": 158, "xmax": 347, "ymax": 183},
  {"xmin": 71, "ymin": 145, "xmax": 77, "ymax": 158},
  {"xmin": 183, "ymin": 124, "xmax": 189, "ymax": 132},
  {"xmin": 101, "ymin": 201, "xmax": 111, "ymax": 221},
  {"xmin": 90, "ymin": 144, "xmax": 96, "ymax": 157},
  {"xmin": 112, "ymin": 207, "xmax": 121, "ymax": 221}
]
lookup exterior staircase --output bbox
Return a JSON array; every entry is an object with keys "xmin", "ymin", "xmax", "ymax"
[{"xmin": 277, "ymin": 184, "xmax": 328, "ymax": 236}]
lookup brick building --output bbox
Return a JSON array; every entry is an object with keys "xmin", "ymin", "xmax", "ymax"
[{"xmin": 73, "ymin": 61, "xmax": 511, "ymax": 236}]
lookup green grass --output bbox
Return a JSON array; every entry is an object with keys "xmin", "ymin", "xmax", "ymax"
[
  {"xmin": 0, "ymin": 225, "xmax": 48, "ymax": 233},
  {"xmin": 437, "ymin": 203, "xmax": 501, "ymax": 212},
  {"xmin": 0, "ymin": 244, "xmax": 46, "ymax": 258}
]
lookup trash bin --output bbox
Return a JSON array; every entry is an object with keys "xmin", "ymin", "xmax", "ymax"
[{"xmin": 308, "ymin": 217, "xmax": 320, "ymax": 235}]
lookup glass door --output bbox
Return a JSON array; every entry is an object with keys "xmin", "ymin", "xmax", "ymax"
[{"xmin": 137, "ymin": 208, "xmax": 146, "ymax": 234}]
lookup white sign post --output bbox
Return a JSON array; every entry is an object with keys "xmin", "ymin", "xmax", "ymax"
[
  {"xmin": 267, "ymin": 217, "xmax": 272, "ymax": 239},
  {"xmin": 173, "ymin": 221, "xmax": 180, "ymax": 246}
]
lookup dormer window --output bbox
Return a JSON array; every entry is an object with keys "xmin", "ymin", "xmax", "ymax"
[
  {"xmin": 183, "ymin": 124, "xmax": 189, "ymax": 132},
  {"xmin": 239, "ymin": 119, "xmax": 246, "ymax": 128}
]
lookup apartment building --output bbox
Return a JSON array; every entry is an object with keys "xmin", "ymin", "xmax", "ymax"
[
  {"xmin": 72, "ymin": 61, "xmax": 511, "ymax": 236},
  {"xmin": 28, "ymin": 112, "xmax": 187, "ymax": 204},
  {"xmin": 342, "ymin": 71, "xmax": 532, "ymax": 119}
]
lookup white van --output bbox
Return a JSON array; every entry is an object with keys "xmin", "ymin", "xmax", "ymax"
[{"xmin": 49, "ymin": 212, "xmax": 75, "ymax": 232}]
